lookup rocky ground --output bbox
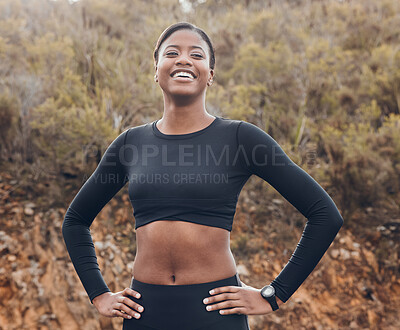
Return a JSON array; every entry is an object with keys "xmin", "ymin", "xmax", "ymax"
[{"xmin": 0, "ymin": 170, "xmax": 399, "ymax": 330}]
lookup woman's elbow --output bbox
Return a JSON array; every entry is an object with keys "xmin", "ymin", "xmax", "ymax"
[{"xmin": 332, "ymin": 213, "xmax": 344, "ymax": 233}]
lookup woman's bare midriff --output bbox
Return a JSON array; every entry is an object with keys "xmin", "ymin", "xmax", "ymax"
[{"xmin": 132, "ymin": 220, "xmax": 238, "ymax": 285}]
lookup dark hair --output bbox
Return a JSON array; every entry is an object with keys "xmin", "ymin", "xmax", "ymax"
[{"xmin": 153, "ymin": 22, "xmax": 216, "ymax": 70}]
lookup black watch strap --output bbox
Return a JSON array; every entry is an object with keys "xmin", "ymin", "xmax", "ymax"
[
  {"xmin": 260, "ymin": 285, "xmax": 279, "ymax": 311},
  {"xmin": 267, "ymin": 295, "xmax": 279, "ymax": 311}
]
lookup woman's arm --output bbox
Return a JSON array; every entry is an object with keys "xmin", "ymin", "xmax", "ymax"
[
  {"xmin": 237, "ymin": 121, "xmax": 344, "ymax": 303},
  {"xmin": 62, "ymin": 129, "xmax": 130, "ymax": 304}
]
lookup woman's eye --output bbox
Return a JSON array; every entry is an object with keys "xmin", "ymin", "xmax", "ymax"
[{"xmin": 166, "ymin": 52, "xmax": 203, "ymax": 58}]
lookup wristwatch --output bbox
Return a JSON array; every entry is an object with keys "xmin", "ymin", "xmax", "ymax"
[{"xmin": 260, "ymin": 284, "xmax": 279, "ymax": 311}]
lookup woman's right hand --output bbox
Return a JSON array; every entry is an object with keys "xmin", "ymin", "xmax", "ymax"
[{"xmin": 92, "ymin": 288, "xmax": 144, "ymax": 320}]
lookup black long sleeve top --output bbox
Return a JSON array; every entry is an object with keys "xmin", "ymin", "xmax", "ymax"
[{"xmin": 62, "ymin": 116, "xmax": 343, "ymax": 303}]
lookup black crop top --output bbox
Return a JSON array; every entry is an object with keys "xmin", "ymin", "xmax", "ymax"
[{"xmin": 62, "ymin": 116, "xmax": 343, "ymax": 304}]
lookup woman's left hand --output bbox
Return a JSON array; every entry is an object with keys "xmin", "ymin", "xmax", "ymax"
[{"xmin": 202, "ymin": 281, "xmax": 281, "ymax": 316}]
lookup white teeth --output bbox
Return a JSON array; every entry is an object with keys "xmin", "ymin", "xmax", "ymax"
[{"xmin": 172, "ymin": 71, "xmax": 194, "ymax": 79}]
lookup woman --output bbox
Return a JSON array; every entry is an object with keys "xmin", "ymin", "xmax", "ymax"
[{"xmin": 62, "ymin": 22, "xmax": 344, "ymax": 330}]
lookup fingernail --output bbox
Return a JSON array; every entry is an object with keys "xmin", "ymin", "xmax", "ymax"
[
  {"xmin": 128, "ymin": 315, "xmax": 132, "ymax": 319},
  {"xmin": 138, "ymin": 306, "xmax": 144, "ymax": 312},
  {"xmin": 209, "ymin": 290, "xmax": 214, "ymax": 294},
  {"xmin": 203, "ymin": 298, "xmax": 208, "ymax": 304},
  {"xmin": 206, "ymin": 306, "xmax": 212, "ymax": 311},
  {"xmin": 136, "ymin": 293, "xmax": 140, "ymax": 298},
  {"xmin": 135, "ymin": 313, "xmax": 140, "ymax": 318}
]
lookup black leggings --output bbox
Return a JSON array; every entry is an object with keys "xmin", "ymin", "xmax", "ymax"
[{"xmin": 122, "ymin": 272, "xmax": 250, "ymax": 330}]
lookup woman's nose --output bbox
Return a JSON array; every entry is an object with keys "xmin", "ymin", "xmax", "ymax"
[{"xmin": 175, "ymin": 54, "xmax": 193, "ymax": 65}]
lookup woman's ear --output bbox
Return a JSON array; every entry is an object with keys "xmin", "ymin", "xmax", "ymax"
[
  {"xmin": 154, "ymin": 64, "xmax": 158, "ymax": 82},
  {"xmin": 207, "ymin": 70, "xmax": 214, "ymax": 86}
]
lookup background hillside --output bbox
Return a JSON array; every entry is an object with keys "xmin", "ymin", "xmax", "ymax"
[{"xmin": 0, "ymin": 0, "xmax": 399, "ymax": 329}]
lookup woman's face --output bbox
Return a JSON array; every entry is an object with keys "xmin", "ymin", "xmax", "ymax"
[{"xmin": 155, "ymin": 29, "xmax": 214, "ymax": 99}]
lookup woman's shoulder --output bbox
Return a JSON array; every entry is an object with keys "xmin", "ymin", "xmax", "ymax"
[
  {"xmin": 220, "ymin": 118, "xmax": 268, "ymax": 138},
  {"xmin": 216, "ymin": 116, "xmax": 243, "ymax": 130},
  {"xmin": 219, "ymin": 117, "xmax": 265, "ymax": 131},
  {"xmin": 124, "ymin": 121, "xmax": 149, "ymax": 133},
  {"xmin": 123, "ymin": 122, "xmax": 152, "ymax": 139},
  {"xmin": 218, "ymin": 116, "xmax": 240, "ymax": 123}
]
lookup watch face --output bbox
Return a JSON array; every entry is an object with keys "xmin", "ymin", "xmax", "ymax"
[{"xmin": 262, "ymin": 285, "xmax": 275, "ymax": 297}]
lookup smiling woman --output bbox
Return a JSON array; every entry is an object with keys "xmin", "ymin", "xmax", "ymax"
[
  {"xmin": 153, "ymin": 26, "xmax": 214, "ymax": 103},
  {"xmin": 62, "ymin": 21, "xmax": 343, "ymax": 330}
]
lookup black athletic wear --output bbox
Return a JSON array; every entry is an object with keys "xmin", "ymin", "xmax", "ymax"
[
  {"xmin": 62, "ymin": 116, "xmax": 343, "ymax": 304},
  {"xmin": 122, "ymin": 273, "xmax": 250, "ymax": 330}
]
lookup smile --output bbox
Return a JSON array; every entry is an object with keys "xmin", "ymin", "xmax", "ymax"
[
  {"xmin": 171, "ymin": 76, "xmax": 195, "ymax": 82},
  {"xmin": 170, "ymin": 70, "xmax": 197, "ymax": 81}
]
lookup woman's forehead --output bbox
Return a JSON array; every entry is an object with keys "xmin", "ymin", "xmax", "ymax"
[{"xmin": 161, "ymin": 30, "xmax": 206, "ymax": 50}]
